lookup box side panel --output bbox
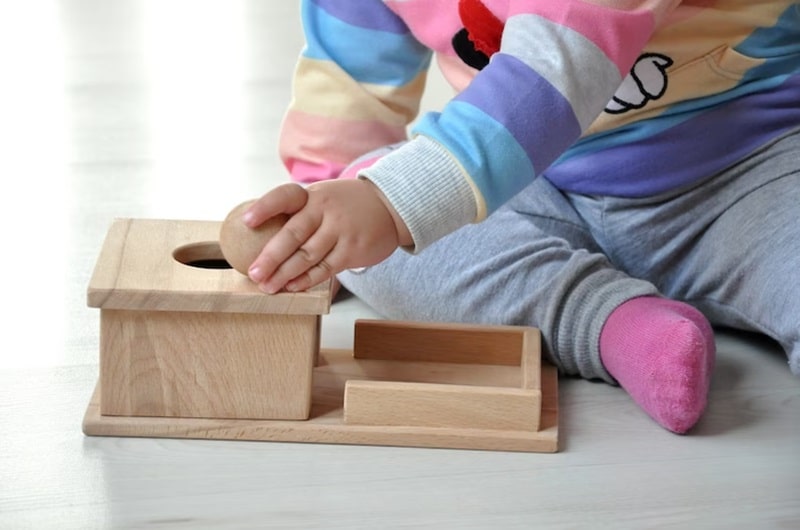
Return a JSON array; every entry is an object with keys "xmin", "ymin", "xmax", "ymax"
[
  {"xmin": 354, "ymin": 320, "xmax": 529, "ymax": 365},
  {"xmin": 344, "ymin": 380, "xmax": 541, "ymax": 431},
  {"xmin": 100, "ymin": 310, "xmax": 316, "ymax": 420}
]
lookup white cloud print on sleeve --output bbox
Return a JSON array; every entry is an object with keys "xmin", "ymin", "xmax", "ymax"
[{"xmin": 605, "ymin": 53, "xmax": 673, "ymax": 114}]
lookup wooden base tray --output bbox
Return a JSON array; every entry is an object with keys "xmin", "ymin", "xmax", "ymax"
[{"xmin": 83, "ymin": 347, "xmax": 559, "ymax": 453}]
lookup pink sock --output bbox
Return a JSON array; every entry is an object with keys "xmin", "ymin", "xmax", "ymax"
[{"xmin": 599, "ymin": 297, "xmax": 715, "ymax": 434}]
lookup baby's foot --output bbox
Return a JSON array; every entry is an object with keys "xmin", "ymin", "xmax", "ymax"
[{"xmin": 599, "ymin": 297, "xmax": 715, "ymax": 433}]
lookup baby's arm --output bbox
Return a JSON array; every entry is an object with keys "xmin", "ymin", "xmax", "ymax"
[
  {"xmin": 245, "ymin": 0, "xmax": 428, "ymax": 292},
  {"xmin": 279, "ymin": 0, "xmax": 431, "ymax": 184}
]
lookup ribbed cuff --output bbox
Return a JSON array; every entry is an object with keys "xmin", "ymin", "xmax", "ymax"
[{"xmin": 358, "ymin": 136, "xmax": 478, "ymax": 253}]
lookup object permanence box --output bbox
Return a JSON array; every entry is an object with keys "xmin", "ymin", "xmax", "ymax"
[{"xmin": 87, "ymin": 218, "xmax": 331, "ymax": 421}]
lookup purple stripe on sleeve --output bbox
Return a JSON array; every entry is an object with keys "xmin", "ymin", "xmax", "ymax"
[
  {"xmin": 455, "ymin": 53, "xmax": 582, "ymax": 175},
  {"xmin": 311, "ymin": 0, "xmax": 409, "ymax": 34}
]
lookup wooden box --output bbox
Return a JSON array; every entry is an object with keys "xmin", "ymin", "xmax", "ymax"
[
  {"xmin": 83, "ymin": 219, "xmax": 558, "ymax": 452},
  {"xmin": 86, "ymin": 218, "xmax": 331, "ymax": 421}
]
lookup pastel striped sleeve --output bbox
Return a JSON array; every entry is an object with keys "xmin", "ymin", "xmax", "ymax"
[
  {"xmin": 279, "ymin": 0, "xmax": 432, "ymax": 183},
  {"xmin": 361, "ymin": 0, "xmax": 680, "ymax": 252}
]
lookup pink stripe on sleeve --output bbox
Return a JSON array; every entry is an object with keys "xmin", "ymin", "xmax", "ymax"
[
  {"xmin": 384, "ymin": 0, "xmax": 463, "ymax": 54},
  {"xmin": 280, "ymin": 110, "xmax": 407, "ymax": 183},
  {"xmin": 285, "ymin": 159, "xmax": 347, "ymax": 184}
]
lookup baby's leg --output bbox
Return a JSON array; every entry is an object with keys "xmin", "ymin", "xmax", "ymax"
[
  {"xmin": 582, "ymin": 130, "xmax": 800, "ymax": 433},
  {"xmin": 704, "ymin": 132, "xmax": 800, "ymax": 376},
  {"xmin": 340, "ymin": 176, "xmax": 713, "ymax": 432},
  {"xmin": 639, "ymin": 130, "xmax": 800, "ymax": 376}
]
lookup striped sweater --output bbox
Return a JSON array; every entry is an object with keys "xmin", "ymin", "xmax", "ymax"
[{"xmin": 280, "ymin": 0, "xmax": 800, "ymax": 251}]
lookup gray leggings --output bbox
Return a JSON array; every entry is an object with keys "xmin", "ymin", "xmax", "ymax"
[{"xmin": 339, "ymin": 129, "xmax": 800, "ymax": 382}]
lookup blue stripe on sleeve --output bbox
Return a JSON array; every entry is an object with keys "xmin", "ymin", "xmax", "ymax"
[
  {"xmin": 302, "ymin": 1, "xmax": 431, "ymax": 86},
  {"xmin": 413, "ymin": 102, "xmax": 536, "ymax": 214},
  {"xmin": 455, "ymin": 54, "xmax": 582, "ymax": 176}
]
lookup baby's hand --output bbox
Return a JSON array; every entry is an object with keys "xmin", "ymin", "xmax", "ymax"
[{"xmin": 244, "ymin": 179, "xmax": 410, "ymax": 294}]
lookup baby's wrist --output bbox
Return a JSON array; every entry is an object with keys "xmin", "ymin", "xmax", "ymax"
[{"xmin": 362, "ymin": 178, "xmax": 413, "ymax": 247}]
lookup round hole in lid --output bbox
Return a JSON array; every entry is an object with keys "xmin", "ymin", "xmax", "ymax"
[{"xmin": 173, "ymin": 241, "xmax": 232, "ymax": 269}]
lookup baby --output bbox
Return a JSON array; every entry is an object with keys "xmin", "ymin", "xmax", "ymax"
[{"xmin": 243, "ymin": 0, "xmax": 800, "ymax": 433}]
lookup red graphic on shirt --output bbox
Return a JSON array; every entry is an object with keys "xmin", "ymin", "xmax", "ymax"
[{"xmin": 453, "ymin": 0, "xmax": 505, "ymax": 70}]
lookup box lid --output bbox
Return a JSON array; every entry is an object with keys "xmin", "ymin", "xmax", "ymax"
[{"xmin": 87, "ymin": 218, "xmax": 331, "ymax": 315}]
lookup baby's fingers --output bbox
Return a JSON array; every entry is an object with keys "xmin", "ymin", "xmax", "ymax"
[
  {"xmin": 263, "ymin": 227, "xmax": 339, "ymax": 293},
  {"xmin": 284, "ymin": 242, "xmax": 350, "ymax": 293},
  {"xmin": 244, "ymin": 183, "xmax": 308, "ymax": 227},
  {"xmin": 248, "ymin": 208, "xmax": 325, "ymax": 292}
]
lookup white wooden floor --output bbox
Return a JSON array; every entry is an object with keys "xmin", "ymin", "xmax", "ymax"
[{"xmin": 1, "ymin": 2, "xmax": 798, "ymax": 528}]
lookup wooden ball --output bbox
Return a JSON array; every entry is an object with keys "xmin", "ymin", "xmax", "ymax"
[{"xmin": 219, "ymin": 200, "xmax": 288, "ymax": 276}]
